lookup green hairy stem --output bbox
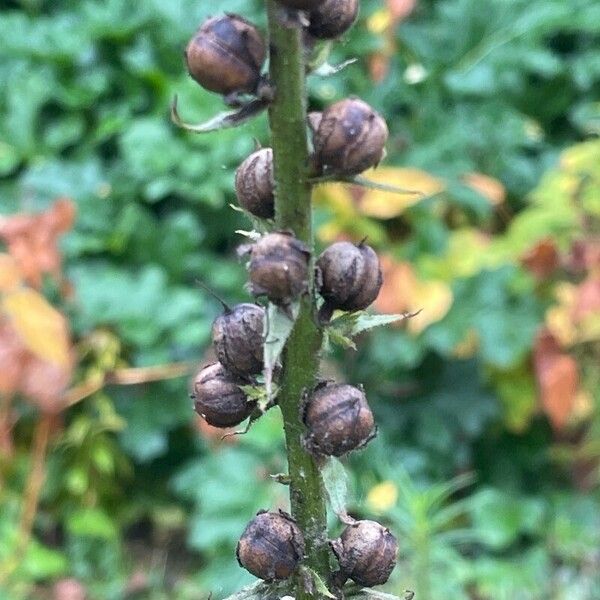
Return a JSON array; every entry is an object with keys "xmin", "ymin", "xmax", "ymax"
[{"xmin": 265, "ymin": 1, "xmax": 331, "ymax": 597}]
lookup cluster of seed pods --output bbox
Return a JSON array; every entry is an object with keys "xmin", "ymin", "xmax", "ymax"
[{"xmin": 186, "ymin": 0, "xmax": 398, "ymax": 593}]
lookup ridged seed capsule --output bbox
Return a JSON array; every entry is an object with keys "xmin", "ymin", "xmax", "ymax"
[
  {"xmin": 193, "ymin": 363, "xmax": 254, "ymax": 428},
  {"xmin": 237, "ymin": 510, "xmax": 305, "ymax": 581},
  {"xmin": 185, "ymin": 14, "xmax": 265, "ymax": 96},
  {"xmin": 303, "ymin": 383, "xmax": 376, "ymax": 457}
]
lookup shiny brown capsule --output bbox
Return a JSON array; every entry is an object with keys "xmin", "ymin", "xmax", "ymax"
[
  {"xmin": 317, "ymin": 240, "xmax": 383, "ymax": 312},
  {"xmin": 212, "ymin": 303, "xmax": 264, "ymax": 377},
  {"xmin": 185, "ymin": 14, "xmax": 265, "ymax": 96},
  {"xmin": 192, "ymin": 363, "xmax": 255, "ymax": 428},
  {"xmin": 303, "ymin": 383, "xmax": 376, "ymax": 457},
  {"xmin": 331, "ymin": 520, "xmax": 398, "ymax": 587},
  {"xmin": 235, "ymin": 148, "xmax": 275, "ymax": 219},
  {"xmin": 249, "ymin": 232, "xmax": 310, "ymax": 304},
  {"xmin": 236, "ymin": 510, "xmax": 305, "ymax": 581},
  {"xmin": 313, "ymin": 98, "xmax": 388, "ymax": 176},
  {"xmin": 308, "ymin": 0, "xmax": 359, "ymax": 39}
]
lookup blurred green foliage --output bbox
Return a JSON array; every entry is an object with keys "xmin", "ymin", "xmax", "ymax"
[{"xmin": 1, "ymin": 0, "xmax": 600, "ymax": 598}]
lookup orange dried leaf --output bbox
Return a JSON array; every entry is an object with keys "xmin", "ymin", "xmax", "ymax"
[
  {"xmin": 387, "ymin": 0, "xmax": 417, "ymax": 21},
  {"xmin": 533, "ymin": 330, "xmax": 580, "ymax": 431},
  {"xmin": 2, "ymin": 288, "xmax": 71, "ymax": 367},
  {"xmin": 19, "ymin": 353, "xmax": 71, "ymax": 414},
  {"xmin": 0, "ymin": 253, "xmax": 22, "ymax": 292},
  {"xmin": 356, "ymin": 167, "xmax": 445, "ymax": 219},
  {"xmin": 462, "ymin": 172, "xmax": 506, "ymax": 206},
  {"xmin": 0, "ymin": 319, "xmax": 27, "ymax": 396}
]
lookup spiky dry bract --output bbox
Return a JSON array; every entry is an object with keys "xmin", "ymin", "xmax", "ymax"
[
  {"xmin": 308, "ymin": 0, "xmax": 359, "ymax": 40},
  {"xmin": 185, "ymin": 14, "xmax": 265, "ymax": 96},
  {"xmin": 193, "ymin": 362, "xmax": 255, "ymax": 428},
  {"xmin": 313, "ymin": 98, "xmax": 388, "ymax": 176},
  {"xmin": 276, "ymin": 0, "xmax": 321, "ymax": 9},
  {"xmin": 317, "ymin": 241, "xmax": 383, "ymax": 312},
  {"xmin": 212, "ymin": 303, "xmax": 264, "ymax": 377},
  {"xmin": 249, "ymin": 232, "xmax": 310, "ymax": 304},
  {"xmin": 236, "ymin": 511, "xmax": 305, "ymax": 581},
  {"xmin": 331, "ymin": 520, "xmax": 398, "ymax": 587},
  {"xmin": 235, "ymin": 148, "xmax": 275, "ymax": 219},
  {"xmin": 303, "ymin": 383, "xmax": 375, "ymax": 457}
]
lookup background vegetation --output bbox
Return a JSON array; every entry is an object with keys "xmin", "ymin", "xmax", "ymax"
[{"xmin": 0, "ymin": 0, "xmax": 599, "ymax": 598}]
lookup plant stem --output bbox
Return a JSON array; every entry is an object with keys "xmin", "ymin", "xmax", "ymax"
[{"xmin": 266, "ymin": 2, "xmax": 330, "ymax": 597}]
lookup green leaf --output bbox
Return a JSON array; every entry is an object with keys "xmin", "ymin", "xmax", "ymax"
[
  {"xmin": 303, "ymin": 567, "xmax": 336, "ymax": 598},
  {"xmin": 328, "ymin": 311, "xmax": 419, "ymax": 342},
  {"xmin": 66, "ymin": 508, "xmax": 118, "ymax": 540},
  {"xmin": 264, "ymin": 302, "xmax": 299, "ymax": 399},
  {"xmin": 322, "ymin": 457, "xmax": 350, "ymax": 518}
]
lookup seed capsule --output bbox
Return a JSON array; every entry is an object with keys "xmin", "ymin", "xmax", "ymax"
[
  {"xmin": 276, "ymin": 0, "xmax": 321, "ymax": 9},
  {"xmin": 312, "ymin": 98, "xmax": 388, "ymax": 176},
  {"xmin": 317, "ymin": 240, "xmax": 383, "ymax": 312},
  {"xmin": 193, "ymin": 363, "xmax": 255, "ymax": 428},
  {"xmin": 185, "ymin": 14, "xmax": 265, "ymax": 96},
  {"xmin": 303, "ymin": 383, "xmax": 375, "ymax": 457},
  {"xmin": 237, "ymin": 510, "xmax": 305, "ymax": 581},
  {"xmin": 331, "ymin": 520, "xmax": 398, "ymax": 587},
  {"xmin": 249, "ymin": 232, "xmax": 310, "ymax": 304},
  {"xmin": 212, "ymin": 303, "xmax": 264, "ymax": 377},
  {"xmin": 308, "ymin": 0, "xmax": 359, "ymax": 39},
  {"xmin": 235, "ymin": 148, "xmax": 275, "ymax": 219}
]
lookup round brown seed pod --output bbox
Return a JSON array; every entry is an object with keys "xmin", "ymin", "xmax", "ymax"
[
  {"xmin": 312, "ymin": 98, "xmax": 388, "ymax": 176},
  {"xmin": 235, "ymin": 148, "xmax": 275, "ymax": 219},
  {"xmin": 185, "ymin": 14, "xmax": 265, "ymax": 96},
  {"xmin": 331, "ymin": 520, "xmax": 398, "ymax": 587},
  {"xmin": 317, "ymin": 240, "xmax": 383, "ymax": 312},
  {"xmin": 236, "ymin": 510, "xmax": 305, "ymax": 581},
  {"xmin": 249, "ymin": 232, "xmax": 310, "ymax": 304},
  {"xmin": 192, "ymin": 363, "xmax": 255, "ymax": 428},
  {"xmin": 276, "ymin": 0, "xmax": 321, "ymax": 9},
  {"xmin": 303, "ymin": 383, "xmax": 376, "ymax": 457},
  {"xmin": 308, "ymin": 0, "xmax": 359, "ymax": 39},
  {"xmin": 212, "ymin": 303, "xmax": 264, "ymax": 377}
]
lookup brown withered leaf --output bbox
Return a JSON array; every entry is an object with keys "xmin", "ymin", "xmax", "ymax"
[
  {"xmin": 572, "ymin": 275, "xmax": 600, "ymax": 322},
  {"xmin": 0, "ymin": 253, "xmax": 22, "ymax": 292},
  {"xmin": 521, "ymin": 238, "xmax": 559, "ymax": 279},
  {"xmin": 533, "ymin": 330, "xmax": 580, "ymax": 431},
  {"xmin": 0, "ymin": 198, "xmax": 75, "ymax": 289},
  {"xmin": 19, "ymin": 353, "xmax": 72, "ymax": 414}
]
